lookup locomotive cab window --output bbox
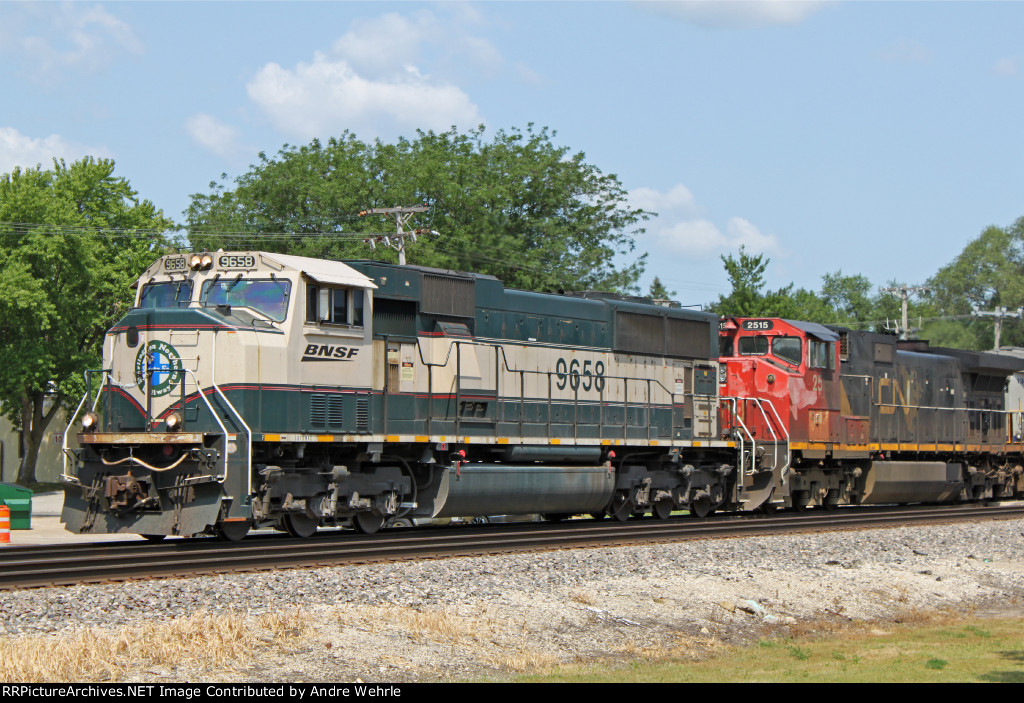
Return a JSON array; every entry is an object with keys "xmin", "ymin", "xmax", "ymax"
[
  {"xmin": 719, "ymin": 336, "xmax": 734, "ymax": 357},
  {"xmin": 738, "ymin": 335, "xmax": 768, "ymax": 355},
  {"xmin": 307, "ymin": 284, "xmax": 364, "ymax": 327},
  {"xmin": 771, "ymin": 337, "xmax": 802, "ymax": 366},
  {"xmin": 139, "ymin": 281, "xmax": 193, "ymax": 308},
  {"xmin": 201, "ymin": 278, "xmax": 291, "ymax": 321},
  {"xmin": 808, "ymin": 340, "xmax": 834, "ymax": 369}
]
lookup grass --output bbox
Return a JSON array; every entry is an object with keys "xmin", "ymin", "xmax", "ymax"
[
  {"xmin": 5, "ymin": 602, "xmax": 1023, "ymax": 683},
  {"xmin": 508, "ymin": 613, "xmax": 1024, "ymax": 683},
  {"xmin": 0, "ymin": 609, "xmax": 308, "ymax": 683}
]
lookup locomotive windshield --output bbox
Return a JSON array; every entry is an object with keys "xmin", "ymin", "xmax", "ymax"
[
  {"xmin": 139, "ymin": 281, "xmax": 193, "ymax": 308},
  {"xmin": 200, "ymin": 278, "xmax": 292, "ymax": 321}
]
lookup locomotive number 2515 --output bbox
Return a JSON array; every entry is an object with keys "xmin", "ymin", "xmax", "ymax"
[{"xmin": 555, "ymin": 357, "xmax": 606, "ymax": 392}]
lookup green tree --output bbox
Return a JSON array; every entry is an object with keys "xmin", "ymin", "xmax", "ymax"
[
  {"xmin": 648, "ymin": 276, "xmax": 675, "ymax": 301},
  {"xmin": 186, "ymin": 125, "xmax": 650, "ymax": 293},
  {"xmin": 712, "ymin": 245, "xmax": 814, "ymax": 317},
  {"xmin": 924, "ymin": 217, "xmax": 1024, "ymax": 349},
  {"xmin": 819, "ymin": 271, "xmax": 876, "ymax": 325},
  {"xmin": 0, "ymin": 158, "xmax": 173, "ymax": 484}
]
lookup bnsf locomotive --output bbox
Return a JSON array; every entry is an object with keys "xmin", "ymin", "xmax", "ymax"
[
  {"xmin": 61, "ymin": 251, "xmax": 745, "ymax": 540},
  {"xmin": 718, "ymin": 317, "xmax": 1024, "ymax": 511}
]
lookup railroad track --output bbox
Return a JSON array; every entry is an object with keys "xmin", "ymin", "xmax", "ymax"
[{"xmin": 2, "ymin": 503, "xmax": 1023, "ymax": 591}]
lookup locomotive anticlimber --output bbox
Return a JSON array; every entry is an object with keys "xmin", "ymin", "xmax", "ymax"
[{"xmin": 61, "ymin": 252, "xmax": 747, "ymax": 540}]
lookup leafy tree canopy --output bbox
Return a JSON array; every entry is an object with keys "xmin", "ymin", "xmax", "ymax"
[
  {"xmin": 186, "ymin": 125, "xmax": 649, "ymax": 293},
  {"xmin": 710, "ymin": 246, "xmax": 931, "ymax": 335},
  {"xmin": 0, "ymin": 157, "xmax": 173, "ymax": 484},
  {"xmin": 923, "ymin": 216, "xmax": 1024, "ymax": 349}
]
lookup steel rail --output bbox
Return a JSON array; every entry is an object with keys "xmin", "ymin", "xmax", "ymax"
[{"xmin": 2, "ymin": 503, "xmax": 1023, "ymax": 591}]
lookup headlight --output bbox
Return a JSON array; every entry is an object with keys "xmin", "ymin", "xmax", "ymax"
[
  {"xmin": 189, "ymin": 253, "xmax": 213, "ymax": 270},
  {"xmin": 81, "ymin": 412, "xmax": 98, "ymax": 431},
  {"xmin": 164, "ymin": 412, "xmax": 183, "ymax": 431}
]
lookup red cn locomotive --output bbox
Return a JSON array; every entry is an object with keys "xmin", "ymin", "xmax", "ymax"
[{"xmin": 719, "ymin": 317, "xmax": 1024, "ymax": 511}]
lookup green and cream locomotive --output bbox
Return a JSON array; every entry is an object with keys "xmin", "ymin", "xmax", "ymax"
[{"xmin": 61, "ymin": 251, "xmax": 749, "ymax": 541}]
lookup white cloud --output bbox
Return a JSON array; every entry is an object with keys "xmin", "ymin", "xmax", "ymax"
[
  {"xmin": 631, "ymin": 183, "xmax": 698, "ymax": 213},
  {"xmin": 0, "ymin": 127, "xmax": 111, "ymax": 175},
  {"xmin": 724, "ymin": 216, "xmax": 781, "ymax": 253},
  {"xmin": 246, "ymin": 10, "xmax": 504, "ymax": 142},
  {"xmin": 2, "ymin": 3, "xmax": 143, "ymax": 83},
  {"xmin": 639, "ymin": 0, "xmax": 830, "ymax": 28},
  {"xmin": 634, "ymin": 183, "xmax": 782, "ymax": 261},
  {"xmin": 992, "ymin": 57, "xmax": 1020, "ymax": 77},
  {"xmin": 185, "ymin": 114, "xmax": 248, "ymax": 163},
  {"xmin": 248, "ymin": 54, "xmax": 483, "ymax": 141},
  {"xmin": 331, "ymin": 12, "xmax": 431, "ymax": 78}
]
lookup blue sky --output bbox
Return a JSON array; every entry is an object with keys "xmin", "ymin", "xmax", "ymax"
[{"xmin": 1, "ymin": 1, "xmax": 1022, "ymax": 307}]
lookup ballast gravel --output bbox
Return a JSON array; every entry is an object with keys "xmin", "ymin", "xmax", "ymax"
[{"xmin": 2, "ymin": 518, "xmax": 1024, "ymax": 682}]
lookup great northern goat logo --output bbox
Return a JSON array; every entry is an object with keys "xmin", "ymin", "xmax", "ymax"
[{"xmin": 134, "ymin": 341, "xmax": 184, "ymax": 397}]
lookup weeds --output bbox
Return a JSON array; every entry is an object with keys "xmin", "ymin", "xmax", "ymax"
[{"xmin": 0, "ymin": 609, "xmax": 309, "ymax": 683}]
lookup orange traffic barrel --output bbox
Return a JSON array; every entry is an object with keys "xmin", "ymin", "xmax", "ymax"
[{"xmin": 0, "ymin": 504, "xmax": 9, "ymax": 544}]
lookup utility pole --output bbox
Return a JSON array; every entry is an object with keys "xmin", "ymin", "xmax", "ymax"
[
  {"xmin": 359, "ymin": 205, "xmax": 432, "ymax": 265},
  {"xmin": 972, "ymin": 305, "xmax": 1024, "ymax": 349},
  {"xmin": 880, "ymin": 284, "xmax": 931, "ymax": 340}
]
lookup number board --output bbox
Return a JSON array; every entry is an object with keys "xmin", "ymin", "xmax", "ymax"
[
  {"xmin": 218, "ymin": 254, "xmax": 257, "ymax": 270},
  {"xmin": 164, "ymin": 257, "xmax": 187, "ymax": 272},
  {"xmin": 741, "ymin": 319, "xmax": 774, "ymax": 331}
]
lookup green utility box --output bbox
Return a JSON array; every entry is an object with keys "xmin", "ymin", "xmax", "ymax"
[{"xmin": 0, "ymin": 483, "xmax": 32, "ymax": 529}]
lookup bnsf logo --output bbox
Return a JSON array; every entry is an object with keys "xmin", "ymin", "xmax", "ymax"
[{"xmin": 302, "ymin": 344, "xmax": 360, "ymax": 361}]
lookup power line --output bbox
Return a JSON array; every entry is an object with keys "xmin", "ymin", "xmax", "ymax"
[
  {"xmin": 971, "ymin": 305, "xmax": 1024, "ymax": 349},
  {"xmin": 879, "ymin": 284, "xmax": 931, "ymax": 339}
]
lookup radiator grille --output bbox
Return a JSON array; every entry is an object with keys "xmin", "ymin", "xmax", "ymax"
[{"xmin": 421, "ymin": 274, "xmax": 475, "ymax": 317}]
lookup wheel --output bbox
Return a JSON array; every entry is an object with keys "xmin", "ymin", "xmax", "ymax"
[
  {"xmin": 610, "ymin": 493, "xmax": 633, "ymax": 522},
  {"xmin": 282, "ymin": 512, "xmax": 318, "ymax": 538},
  {"xmin": 471, "ymin": 516, "xmax": 491, "ymax": 525},
  {"xmin": 215, "ymin": 520, "xmax": 251, "ymax": 542},
  {"xmin": 590, "ymin": 511, "xmax": 607, "ymax": 521},
  {"xmin": 791, "ymin": 490, "xmax": 810, "ymax": 512},
  {"xmin": 388, "ymin": 518, "xmax": 414, "ymax": 529},
  {"xmin": 652, "ymin": 499, "xmax": 674, "ymax": 520},
  {"xmin": 689, "ymin": 496, "xmax": 714, "ymax": 518},
  {"xmin": 140, "ymin": 534, "xmax": 166, "ymax": 542},
  {"xmin": 822, "ymin": 490, "xmax": 840, "ymax": 511},
  {"xmin": 352, "ymin": 512, "xmax": 386, "ymax": 534}
]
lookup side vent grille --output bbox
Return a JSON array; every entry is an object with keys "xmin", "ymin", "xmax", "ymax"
[
  {"xmin": 310, "ymin": 394, "xmax": 326, "ymax": 428},
  {"xmin": 310, "ymin": 394, "xmax": 344, "ymax": 429},
  {"xmin": 356, "ymin": 397, "xmax": 369, "ymax": 433}
]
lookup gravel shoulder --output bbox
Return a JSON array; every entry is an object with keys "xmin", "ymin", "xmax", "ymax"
[{"xmin": 3, "ymin": 518, "xmax": 1024, "ymax": 682}]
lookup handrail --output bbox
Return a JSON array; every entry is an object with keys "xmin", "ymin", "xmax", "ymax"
[
  {"xmin": 756, "ymin": 397, "xmax": 791, "ymax": 476},
  {"xmin": 721, "ymin": 397, "xmax": 755, "ymax": 483},
  {"xmin": 719, "ymin": 395, "xmax": 791, "ymax": 497},
  {"xmin": 211, "ymin": 332, "xmax": 252, "ymax": 493},
  {"xmin": 61, "ymin": 368, "xmax": 104, "ymax": 480},
  {"xmin": 180, "ymin": 368, "xmax": 231, "ymax": 480},
  {"xmin": 412, "ymin": 336, "xmax": 719, "ymax": 441}
]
